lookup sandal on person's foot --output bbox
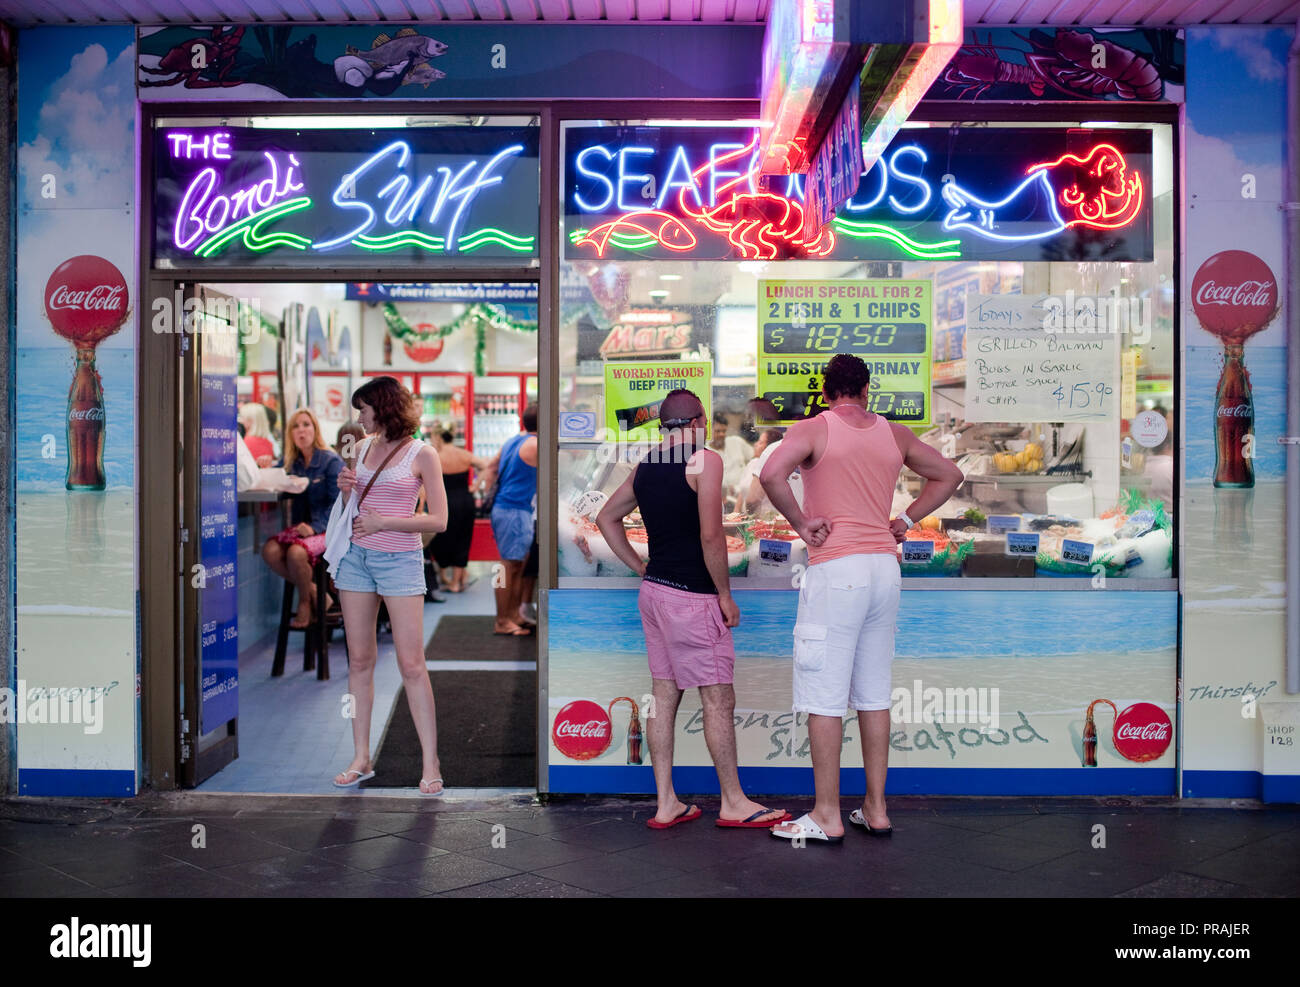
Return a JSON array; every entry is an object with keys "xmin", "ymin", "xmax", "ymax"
[
  {"xmin": 333, "ymin": 766, "xmax": 375, "ymax": 788},
  {"xmin": 848, "ymin": 808, "xmax": 893, "ymax": 836},
  {"xmin": 717, "ymin": 807, "xmax": 791, "ymax": 828},
  {"xmin": 769, "ymin": 813, "xmax": 844, "ymax": 844},
  {"xmin": 419, "ymin": 778, "xmax": 444, "ymax": 796},
  {"xmin": 646, "ymin": 804, "xmax": 701, "ymax": 829}
]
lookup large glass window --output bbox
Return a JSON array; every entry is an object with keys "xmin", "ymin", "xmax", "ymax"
[{"xmin": 557, "ymin": 119, "xmax": 1176, "ymax": 584}]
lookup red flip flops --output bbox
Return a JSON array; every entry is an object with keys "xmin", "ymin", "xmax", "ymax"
[
  {"xmin": 717, "ymin": 808, "xmax": 791, "ymax": 829},
  {"xmin": 646, "ymin": 804, "xmax": 702, "ymax": 829}
]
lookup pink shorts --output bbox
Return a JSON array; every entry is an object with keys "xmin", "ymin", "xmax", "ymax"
[{"xmin": 637, "ymin": 579, "xmax": 735, "ymax": 689}]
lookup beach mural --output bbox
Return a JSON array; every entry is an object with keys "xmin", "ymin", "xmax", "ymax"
[
  {"xmin": 548, "ymin": 589, "xmax": 1177, "ymax": 796},
  {"xmin": 15, "ymin": 27, "xmax": 138, "ymax": 795},
  {"xmin": 1181, "ymin": 26, "xmax": 1292, "ymax": 798}
]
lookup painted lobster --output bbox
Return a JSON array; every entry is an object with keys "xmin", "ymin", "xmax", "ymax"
[{"xmin": 941, "ymin": 29, "xmax": 1165, "ymax": 102}]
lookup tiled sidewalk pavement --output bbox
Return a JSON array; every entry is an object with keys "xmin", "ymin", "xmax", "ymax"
[{"xmin": 1, "ymin": 792, "xmax": 1297, "ymax": 898}]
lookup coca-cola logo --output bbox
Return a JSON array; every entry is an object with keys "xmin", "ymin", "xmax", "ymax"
[
  {"xmin": 48, "ymin": 284, "xmax": 127, "ymax": 312},
  {"xmin": 552, "ymin": 700, "xmax": 612, "ymax": 761},
  {"xmin": 1193, "ymin": 280, "xmax": 1274, "ymax": 309},
  {"xmin": 43, "ymin": 255, "xmax": 130, "ymax": 347},
  {"xmin": 1216, "ymin": 404, "xmax": 1253, "ymax": 418},
  {"xmin": 1112, "ymin": 702, "xmax": 1172, "ymax": 763},
  {"xmin": 69, "ymin": 407, "xmax": 105, "ymax": 422},
  {"xmin": 1191, "ymin": 251, "xmax": 1278, "ymax": 344}
]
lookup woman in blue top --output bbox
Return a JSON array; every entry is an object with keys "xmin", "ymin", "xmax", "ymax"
[
  {"xmin": 261, "ymin": 408, "xmax": 343, "ymax": 629},
  {"xmin": 487, "ymin": 403, "xmax": 538, "ymax": 635}
]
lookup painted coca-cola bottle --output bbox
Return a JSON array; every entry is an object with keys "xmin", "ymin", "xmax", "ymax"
[
  {"xmin": 1213, "ymin": 344, "xmax": 1254, "ymax": 488},
  {"xmin": 1192, "ymin": 250, "xmax": 1278, "ymax": 490},
  {"xmin": 66, "ymin": 348, "xmax": 107, "ymax": 490},
  {"xmin": 1082, "ymin": 708, "xmax": 1098, "ymax": 767},
  {"xmin": 43, "ymin": 255, "xmax": 129, "ymax": 491}
]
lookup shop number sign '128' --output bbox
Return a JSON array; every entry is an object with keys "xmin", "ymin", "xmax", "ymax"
[{"xmin": 756, "ymin": 279, "xmax": 932, "ymax": 425}]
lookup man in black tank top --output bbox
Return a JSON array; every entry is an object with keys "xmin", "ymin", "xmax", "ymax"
[{"xmin": 597, "ymin": 389, "xmax": 789, "ymax": 831}]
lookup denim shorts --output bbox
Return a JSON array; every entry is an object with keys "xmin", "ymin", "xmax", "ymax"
[
  {"xmin": 491, "ymin": 504, "xmax": 535, "ymax": 562},
  {"xmin": 333, "ymin": 542, "xmax": 426, "ymax": 597}
]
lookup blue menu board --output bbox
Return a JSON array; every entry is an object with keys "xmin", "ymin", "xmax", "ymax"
[{"xmin": 199, "ymin": 319, "xmax": 239, "ymax": 730}]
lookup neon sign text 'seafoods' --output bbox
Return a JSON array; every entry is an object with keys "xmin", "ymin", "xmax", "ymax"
[
  {"xmin": 159, "ymin": 128, "xmax": 538, "ymax": 260},
  {"xmin": 563, "ymin": 126, "xmax": 1153, "ymax": 262}
]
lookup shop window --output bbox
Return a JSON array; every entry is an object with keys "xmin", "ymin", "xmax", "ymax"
[{"xmin": 557, "ymin": 120, "xmax": 1177, "ymax": 585}]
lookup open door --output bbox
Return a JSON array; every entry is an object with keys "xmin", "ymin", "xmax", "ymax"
[{"xmin": 178, "ymin": 285, "xmax": 241, "ymax": 786}]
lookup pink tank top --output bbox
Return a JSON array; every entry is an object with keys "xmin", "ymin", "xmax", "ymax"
[
  {"xmin": 352, "ymin": 437, "xmax": 425, "ymax": 552},
  {"xmin": 801, "ymin": 411, "xmax": 904, "ymax": 565}
]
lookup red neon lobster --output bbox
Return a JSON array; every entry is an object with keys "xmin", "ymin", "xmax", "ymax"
[{"xmin": 575, "ymin": 136, "xmax": 836, "ymax": 261}]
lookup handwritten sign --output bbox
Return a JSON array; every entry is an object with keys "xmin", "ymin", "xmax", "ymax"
[{"xmin": 964, "ymin": 293, "xmax": 1118, "ymax": 423}]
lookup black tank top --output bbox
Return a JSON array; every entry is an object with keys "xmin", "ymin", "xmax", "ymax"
[{"xmin": 632, "ymin": 444, "xmax": 716, "ymax": 595}]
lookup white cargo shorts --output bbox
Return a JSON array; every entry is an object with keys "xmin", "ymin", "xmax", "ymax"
[{"xmin": 792, "ymin": 553, "xmax": 902, "ymax": 717}]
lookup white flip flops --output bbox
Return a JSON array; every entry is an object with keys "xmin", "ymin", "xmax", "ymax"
[{"xmin": 769, "ymin": 812, "xmax": 844, "ymax": 845}]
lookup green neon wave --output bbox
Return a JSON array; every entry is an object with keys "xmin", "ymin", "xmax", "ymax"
[
  {"xmin": 831, "ymin": 219, "xmax": 962, "ymax": 259},
  {"xmin": 350, "ymin": 228, "xmax": 535, "ymax": 253},
  {"xmin": 194, "ymin": 197, "xmax": 313, "ymax": 257},
  {"xmin": 457, "ymin": 228, "xmax": 535, "ymax": 253}
]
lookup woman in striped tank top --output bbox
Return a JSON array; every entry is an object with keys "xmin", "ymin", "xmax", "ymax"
[{"xmin": 332, "ymin": 377, "xmax": 449, "ymax": 795}]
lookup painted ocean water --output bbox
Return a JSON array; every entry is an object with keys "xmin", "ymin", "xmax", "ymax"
[
  {"xmin": 16, "ymin": 347, "xmax": 135, "ymax": 492},
  {"xmin": 1185, "ymin": 344, "xmax": 1287, "ymax": 482},
  {"xmin": 549, "ymin": 588, "xmax": 1178, "ymax": 659}
]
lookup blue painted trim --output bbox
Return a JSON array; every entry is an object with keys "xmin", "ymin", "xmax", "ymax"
[
  {"xmin": 1261, "ymin": 775, "xmax": 1300, "ymax": 804},
  {"xmin": 549, "ymin": 765, "xmax": 1175, "ymax": 796},
  {"xmin": 18, "ymin": 769, "xmax": 136, "ymax": 797},
  {"xmin": 1181, "ymin": 770, "xmax": 1260, "ymax": 798}
]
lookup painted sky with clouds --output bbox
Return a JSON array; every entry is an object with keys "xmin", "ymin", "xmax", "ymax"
[
  {"xmin": 1184, "ymin": 26, "xmax": 1290, "ymax": 349},
  {"xmin": 17, "ymin": 27, "xmax": 136, "ymax": 349}
]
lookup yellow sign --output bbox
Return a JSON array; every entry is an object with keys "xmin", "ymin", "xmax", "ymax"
[
  {"xmin": 602, "ymin": 361, "xmax": 712, "ymax": 442},
  {"xmin": 756, "ymin": 279, "xmax": 932, "ymax": 424}
]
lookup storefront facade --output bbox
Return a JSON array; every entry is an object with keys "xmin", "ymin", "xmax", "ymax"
[{"xmin": 4, "ymin": 14, "xmax": 1296, "ymax": 801}]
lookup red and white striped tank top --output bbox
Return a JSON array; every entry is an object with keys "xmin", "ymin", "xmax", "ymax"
[{"xmin": 352, "ymin": 437, "xmax": 425, "ymax": 553}]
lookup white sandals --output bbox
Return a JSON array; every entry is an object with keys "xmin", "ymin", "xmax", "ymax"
[{"xmin": 769, "ymin": 812, "xmax": 844, "ymax": 845}]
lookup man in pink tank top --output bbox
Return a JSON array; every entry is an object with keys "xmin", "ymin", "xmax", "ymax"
[{"xmin": 760, "ymin": 354, "xmax": 963, "ymax": 844}]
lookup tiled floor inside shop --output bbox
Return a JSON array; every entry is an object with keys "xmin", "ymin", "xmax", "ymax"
[{"xmin": 199, "ymin": 562, "xmax": 522, "ymax": 796}]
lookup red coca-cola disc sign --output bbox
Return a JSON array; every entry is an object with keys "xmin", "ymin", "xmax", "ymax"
[
  {"xmin": 1112, "ymin": 702, "xmax": 1172, "ymax": 763},
  {"xmin": 552, "ymin": 700, "xmax": 612, "ymax": 761},
  {"xmin": 44, "ymin": 255, "xmax": 130, "ymax": 347},
  {"xmin": 1191, "ymin": 250, "xmax": 1278, "ymax": 344}
]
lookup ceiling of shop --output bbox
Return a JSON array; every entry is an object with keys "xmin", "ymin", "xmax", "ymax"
[{"xmin": 1, "ymin": 0, "xmax": 1298, "ymax": 26}]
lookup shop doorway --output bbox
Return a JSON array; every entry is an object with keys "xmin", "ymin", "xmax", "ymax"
[{"xmin": 150, "ymin": 279, "xmax": 540, "ymax": 793}]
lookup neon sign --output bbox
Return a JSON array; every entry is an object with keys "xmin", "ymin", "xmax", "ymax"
[
  {"xmin": 564, "ymin": 125, "xmax": 1153, "ymax": 262},
  {"xmin": 941, "ymin": 143, "xmax": 1144, "ymax": 242},
  {"xmin": 155, "ymin": 126, "xmax": 539, "ymax": 267}
]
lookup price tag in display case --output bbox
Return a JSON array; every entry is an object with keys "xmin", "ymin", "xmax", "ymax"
[
  {"xmin": 1005, "ymin": 531, "xmax": 1040, "ymax": 557},
  {"xmin": 756, "ymin": 538, "xmax": 793, "ymax": 575},
  {"xmin": 901, "ymin": 540, "xmax": 935, "ymax": 563},
  {"xmin": 987, "ymin": 514, "xmax": 1022, "ymax": 534},
  {"xmin": 1061, "ymin": 539, "xmax": 1094, "ymax": 566}
]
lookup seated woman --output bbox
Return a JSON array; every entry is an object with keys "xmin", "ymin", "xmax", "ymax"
[
  {"xmin": 261, "ymin": 408, "xmax": 344, "ymax": 629},
  {"xmin": 429, "ymin": 429, "xmax": 489, "ymax": 593},
  {"xmin": 240, "ymin": 402, "xmax": 277, "ymax": 467}
]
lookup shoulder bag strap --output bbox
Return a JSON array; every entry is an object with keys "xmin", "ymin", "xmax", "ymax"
[{"xmin": 356, "ymin": 438, "xmax": 412, "ymax": 508}]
